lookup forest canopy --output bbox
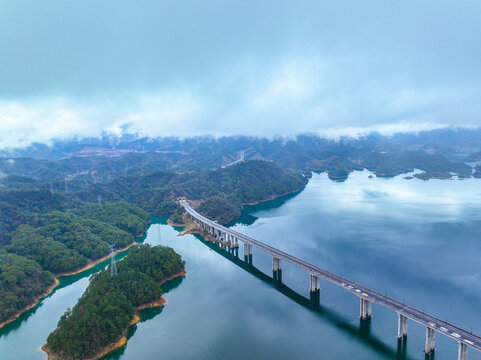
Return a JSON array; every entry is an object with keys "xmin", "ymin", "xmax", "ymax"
[
  {"xmin": 0, "ymin": 195, "xmax": 150, "ymax": 324},
  {"xmin": 0, "ymin": 159, "xmax": 304, "ymax": 327},
  {"xmin": 46, "ymin": 244, "xmax": 185, "ymax": 360}
]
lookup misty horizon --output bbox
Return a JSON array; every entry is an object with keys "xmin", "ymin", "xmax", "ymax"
[{"xmin": 1, "ymin": 1, "xmax": 481, "ymax": 148}]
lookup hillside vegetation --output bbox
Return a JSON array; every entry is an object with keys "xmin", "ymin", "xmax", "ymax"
[
  {"xmin": 0, "ymin": 253, "xmax": 55, "ymax": 323},
  {"xmin": 78, "ymin": 160, "xmax": 307, "ymax": 223},
  {"xmin": 45, "ymin": 245, "xmax": 185, "ymax": 360},
  {"xmin": 0, "ymin": 159, "xmax": 305, "ymax": 325},
  {"xmin": 0, "ymin": 193, "xmax": 150, "ymax": 324}
]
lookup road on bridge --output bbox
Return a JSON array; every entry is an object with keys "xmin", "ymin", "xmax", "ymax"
[{"xmin": 181, "ymin": 201, "xmax": 481, "ymax": 356}]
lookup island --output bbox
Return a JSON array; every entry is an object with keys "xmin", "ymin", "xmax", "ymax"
[{"xmin": 42, "ymin": 244, "xmax": 185, "ymax": 360}]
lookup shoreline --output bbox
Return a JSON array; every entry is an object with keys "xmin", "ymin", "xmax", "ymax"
[
  {"xmin": 242, "ymin": 187, "xmax": 304, "ymax": 206},
  {"xmin": 179, "ymin": 217, "xmax": 217, "ymax": 243},
  {"xmin": 0, "ymin": 240, "xmax": 140, "ymax": 331},
  {"xmin": 54, "ymin": 240, "xmax": 139, "ymax": 278},
  {"xmin": 177, "ymin": 187, "xmax": 305, "ymax": 229},
  {"xmin": 158, "ymin": 269, "xmax": 186, "ymax": 286},
  {"xmin": 0, "ymin": 278, "xmax": 60, "ymax": 330},
  {"xmin": 41, "ymin": 269, "xmax": 186, "ymax": 360},
  {"xmin": 167, "ymin": 219, "xmax": 185, "ymax": 227}
]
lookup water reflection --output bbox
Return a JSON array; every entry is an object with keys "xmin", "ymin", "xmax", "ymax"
[
  {"xmin": 194, "ymin": 235, "xmax": 415, "ymax": 360},
  {"xmin": 3, "ymin": 172, "xmax": 481, "ymax": 360},
  {"xmin": 396, "ymin": 338, "xmax": 408, "ymax": 360},
  {"xmin": 227, "ymin": 191, "xmax": 301, "ymax": 227},
  {"xmin": 101, "ymin": 274, "xmax": 184, "ymax": 360},
  {"xmin": 0, "ymin": 248, "xmax": 131, "ymax": 338}
]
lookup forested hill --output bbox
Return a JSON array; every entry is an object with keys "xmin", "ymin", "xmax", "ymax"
[
  {"xmin": 0, "ymin": 160, "xmax": 305, "ymax": 325},
  {"xmin": 2, "ymin": 132, "xmax": 479, "ymax": 188},
  {"xmin": 77, "ymin": 160, "xmax": 308, "ymax": 223},
  {"xmin": 0, "ymin": 195, "xmax": 150, "ymax": 324},
  {"xmin": 45, "ymin": 244, "xmax": 185, "ymax": 360}
]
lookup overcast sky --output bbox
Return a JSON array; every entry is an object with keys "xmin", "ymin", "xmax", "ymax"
[{"xmin": 0, "ymin": 1, "xmax": 480, "ymax": 148}]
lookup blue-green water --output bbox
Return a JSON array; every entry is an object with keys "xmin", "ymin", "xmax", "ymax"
[{"xmin": 1, "ymin": 171, "xmax": 481, "ymax": 359}]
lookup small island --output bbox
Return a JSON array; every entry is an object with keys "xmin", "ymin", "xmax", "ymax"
[{"xmin": 42, "ymin": 244, "xmax": 185, "ymax": 360}]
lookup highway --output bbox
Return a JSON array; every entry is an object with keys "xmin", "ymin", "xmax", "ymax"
[
  {"xmin": 182, "ymin": 201, "xmax": 481, "ymax": 355},
  {"xmin": 221, "ymin": 150, "xmax": 245, "ymax": 168}
]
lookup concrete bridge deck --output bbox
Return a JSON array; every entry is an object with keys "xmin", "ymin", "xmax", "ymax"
[{"xmin": 181, "ymin": 201, "xmax": 481, "ymax": 359}]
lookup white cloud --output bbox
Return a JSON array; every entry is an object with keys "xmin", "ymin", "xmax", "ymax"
[
  {"xmin": 0, "ymin": 57, "xmax": 478, "ymax": 149},
  {"xmin": 0, "ymin": 98, "xmax": 104, "ymax": 148},
  {"xmin": 252, "ymin": 59, "xmax": 325, "ymax": 108},
  {"xmin": 106, "ymin": 92, "xmax": 204, "ymax": 137},
  {"xmin": 0, "ymin": 1, "xmax": 480, "ymax": 149},
  {"xmin": 315, "ymin": 122, "xmax": 451, "ymax": 140}
]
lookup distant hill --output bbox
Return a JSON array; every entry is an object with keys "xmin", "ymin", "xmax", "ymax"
[{"xmin": 1, "ymin": 128, "xmax": 480, "ymax": 188}]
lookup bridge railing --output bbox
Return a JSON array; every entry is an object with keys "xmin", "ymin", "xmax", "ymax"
[{"xmin": 181, "ymin": 201, "xmax": 481, "ymax": 355}]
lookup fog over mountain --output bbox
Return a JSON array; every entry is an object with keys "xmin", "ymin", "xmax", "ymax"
[{"xmin": 1, "ymin": 1, "xmax": 480, "ymax": 148}]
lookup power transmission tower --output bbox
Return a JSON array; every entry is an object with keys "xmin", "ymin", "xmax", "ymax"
[{"xmin": 109, "ymin": 245, "xmax": 118, "ymax": 277}]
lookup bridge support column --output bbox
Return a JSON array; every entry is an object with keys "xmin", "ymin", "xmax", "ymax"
[
  {"xmin": 233, "ymin": 237, "xmax": 239, "ymax": 257},
  {"xmin": 458, "ymin": 342, "xmax": 468, "ymax": 360},
  {"xmin": 424, "ymin": 327, "xmax": 436, "ymax": 354},
  {"xmin": 397, "ymin": 314, "xmax": 408, "ymax": 338},
  {"xmin": 227, "ymin": 234, "xmax": 232, "ymax": 250},
  {"xmin": 244, "ymin": 243, "xmax": 252, "ymax": 264},
  {"xmin": 219, "ymin": 232, "xmax": 226, "ymax": 249},
  {"xmin": 272, "ymin": 257, "xmax": 282, "ymax": 282},
  {"xmin": 309, "ymin": 274, "xmax": 320, "ymax": 304},
  {"xmin": 360, "ymin": 298, "xmax": 372, "ymax": 320},
  {"xmin": 224, "ymin": 234, "xmax": 229, "ymax": 249}
]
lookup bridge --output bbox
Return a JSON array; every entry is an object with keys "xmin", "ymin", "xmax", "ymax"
[{"xmin": 180, "ymin": 200, "xmax": 480, "ymax": 360}]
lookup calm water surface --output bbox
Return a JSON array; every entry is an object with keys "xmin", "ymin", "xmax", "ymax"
[{"xmin": 1, "ymin": 171, "xmax": 481, "ymax": 360}]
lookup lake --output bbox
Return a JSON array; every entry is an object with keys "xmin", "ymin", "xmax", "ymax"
[{"xmin": 1, "ymin": 170, "xmax": 480, "ymax": 360}]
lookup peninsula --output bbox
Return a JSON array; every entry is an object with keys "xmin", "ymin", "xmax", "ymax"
[{"xmin": 43, "ymin": 244, "xmax": 185, "ymax": 360}]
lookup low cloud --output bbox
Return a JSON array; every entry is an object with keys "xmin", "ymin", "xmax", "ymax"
[
  {"xmin": 0, "ymin": 59, "xmax": 476, "ymax": 149},
  {"xmin": 1, "ymin": 1, "xmax": 480, "ymax": 148}
]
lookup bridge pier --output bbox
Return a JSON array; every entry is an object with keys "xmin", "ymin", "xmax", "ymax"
[
  {"xmin": 272, "ymin": 257, "xmax": 282, "ymax": 282},
  {"xmin": 219, "ymin": 232, "xmax": 225, "ymax": 248},
  {"xmin": 223, "ymin": 232, "xmax": 229, "ymax": 247},
  {"xmin": 458, "ymin": 342, "xmax": 468, "ymax": 360},
  {"xmin": 244, "ymin": 243, "xmax": 252, "ymax": 264},
  {"xmin": 424, "ymin": 327, "xmax": 436, "ymax": 354},
  {"xmin": 309, "ymin": 274, "xmax": 320, "ymax": 304},
  {"xmin": 397, "ymin": 313, "xmax": 408, "ymax": 338},
  {"xmin": 181, "ymin": 202, "xmax": 481, "ymax": 360},
  {"xmin": 360, "ymin": 298, "xmax": 372, "ymax": 320}
]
